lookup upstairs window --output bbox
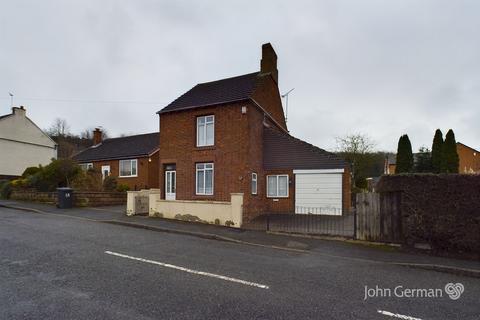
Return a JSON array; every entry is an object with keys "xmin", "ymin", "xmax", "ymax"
[
  {"xmin": 119, "ymin": 159, "xmax": 137, "ymax": 177},
  {"xmin": 197, "ymin": 115, "xmax": 214, "ymax": 147},
  {"xmin": 267, "ymin": 175, "xmax": 289, "ymax": 198}
]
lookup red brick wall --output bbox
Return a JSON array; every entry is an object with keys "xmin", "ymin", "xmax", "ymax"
[
  {"xmin": 251, "ymin": 75, "xmax": 288, "ymax": 131},
  {"xmin": 159, "ymin": 102, "xmax": 252, "ymax": 203},
  {"xmin": 90, "ymin": 154, "xmax": 158, "ymax": 191},
  {"xmin": 457, "ymin": 144, "xmax": 480, "ymax": 174}
]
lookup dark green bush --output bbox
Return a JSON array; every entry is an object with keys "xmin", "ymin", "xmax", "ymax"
[
  {"xmin": 21, "ymin": 166, "xmax": 42, "ymax": 178},
  {"xmin": 0, "ymin": 181, "xmax": 12, "ymax": 199},
  {"xmin": 71, "ymin": 169, "xmax": 103, "ymax": 191},
  {"xmin": 103, "ymin": 176, "xmax": 118, "ymax": 191},
  {"xmin": 25, "ymin": 159, "xmax": 81, "ymax": 191},
  {"xmin": 116, "ymin": 183, "xmax": 130, "ymax": 192}
]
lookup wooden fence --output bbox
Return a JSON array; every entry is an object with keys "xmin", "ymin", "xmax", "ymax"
[{"xmin": 355, "ymin": 192, "xmax": 403, "ymax": 243}]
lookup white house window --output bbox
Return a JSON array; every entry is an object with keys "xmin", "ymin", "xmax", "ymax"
[
  {"xmin": 251, "ymin": 172, "xmax": 258, "ymax": 195},
  {"xmin": 79, "ymin": 163, "xmax": 93, "ymax": 171},
  {"xmin": 197, "ymin": 115, "xmax": 214, "ymax": 147},
  {"xmin": 267, "ymin": 175, "xmax": 289, "ymax": 198},
  {"xmin": 196, "ymin": 163, "xmax": 214, "ymax": 195},
  {"xmin": 119, "ymin": 159, "xmax": 137, "ymax": 177}
]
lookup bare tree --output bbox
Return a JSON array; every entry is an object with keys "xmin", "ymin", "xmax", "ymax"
[
  {"xmin": 47, "ymin": 118, "xmax": 71, "ymax": 137},
  {"xmin": 336, "ymin": 133, "xmax": 376, "ymax": 189}
]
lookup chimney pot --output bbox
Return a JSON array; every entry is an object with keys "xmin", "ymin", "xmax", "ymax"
[
  {"xmin": 12, "ymin": 106, "xmax": 26, "ymax": 117},
  {"xmin": 93, "ymin": 128, "xmax": 103, "ymax": 145},
  {"xmin": 260, "ymin": 43, "xmax": 278, "ymax": 84}
]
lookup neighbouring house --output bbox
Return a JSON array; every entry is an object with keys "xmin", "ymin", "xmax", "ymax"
[
  {"xmin": 157, "ymin": 43, "xmax": 351, "ymax": 223},
  {"xmin": 457, "ymin": 142, "xmax": 480, "ymax": 174},
  {"xmin": 73, "ymin": 129, "xmax": 159, "ymax": 190},
  {"xmin": 0, "ymin": 106, "xmax": 57, "ymax": 179},
  {"xmin": 385, "ymin": 142, "xmax": 479, "ymax": 175},
  {"xmin": 384, "ymin": 154, "xmax": 396, "ymax": 175}
]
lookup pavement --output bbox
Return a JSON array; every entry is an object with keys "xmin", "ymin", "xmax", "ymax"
[
  {"xmin": 0, "ymin": 203, "xmax": 479, "ymax": 319},
  {"xmin": 1, "ymin": 199, "xmax": 479, "ymax": 277}
]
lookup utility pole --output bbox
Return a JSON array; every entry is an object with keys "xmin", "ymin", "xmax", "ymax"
[{"xmin": 281, "ymin": 88, "xmax": 294, "ymax": 123}]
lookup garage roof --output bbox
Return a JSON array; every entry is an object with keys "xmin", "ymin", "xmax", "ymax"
[{"xmin": 263, "ymin": 127, "xmax": 348, "ymax": 170}]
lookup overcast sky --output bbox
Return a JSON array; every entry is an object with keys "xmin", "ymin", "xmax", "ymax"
[{"xmin": 1, "ymin": 0, "xmax": 479, "ymax": 152}]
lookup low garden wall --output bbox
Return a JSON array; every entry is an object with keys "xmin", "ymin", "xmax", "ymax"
[
  {"xmin": 127, "ymin": 191, "xmax": 243, "ymax": 228},
  {"xmin": 10, "ymin": 190, "xmax": 127, "ymax": 207},
  {"xmin": 376, "ymin": 174, "xmax": 480, "ymax": 255}
]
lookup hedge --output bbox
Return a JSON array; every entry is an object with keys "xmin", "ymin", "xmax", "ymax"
[{"xmin": 377, "ymin": 174, "xmax": 480, "ymax": 254}]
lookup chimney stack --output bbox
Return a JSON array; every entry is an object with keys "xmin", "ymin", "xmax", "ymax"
[
  {"xmin": 260, "ymin": 43, "xmax": 278, "ymax": 84},
  {"xmin": 12, "ymin": 106, "xmax": 26, "ymax": 117},
  {"xmin": 93, "ymin": 128, "xmax": 103, "ymax": 145}
]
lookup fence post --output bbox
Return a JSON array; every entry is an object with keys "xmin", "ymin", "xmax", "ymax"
[{"xmin": 353, "ymin": 207, "xmax": 357, "ymax": 240}]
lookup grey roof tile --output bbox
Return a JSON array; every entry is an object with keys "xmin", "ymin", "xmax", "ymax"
[{"xmin": 73, "ymin": 132, "xmax": 159, "ymax": 162}]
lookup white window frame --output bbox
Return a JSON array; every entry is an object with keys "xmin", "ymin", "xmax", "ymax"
[
  {"xmin": 196, "ymin": 115, "xmax": 215, "ymax": 147},
  {"xmin": 196, "ymin": 162, "xmax": 214, "ymax": 195},
  {"xmin": 266, "ymin": 174, "xmax": 289, "ymax": 198},
  {"xmin": 251, "ymin": 172, "xmax": 258, "ymax": 195},
  {"xmin": 119, "ymin": 159, "xmax": 138, "ymax": 178},
  {"xmin": 80, "ymin": 163, "xmax": 93, "ymax": 171}
]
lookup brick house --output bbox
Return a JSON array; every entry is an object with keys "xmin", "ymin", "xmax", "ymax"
[
  {"xmin": 157, "ymin": 43, "xmax": 350, "ymax": 223},
  {"xmin": 74, "ymin": 129, "xmax": 159, "ymax": 190},
  {"xmin": 457, "ymin": 142, "xmax": 480, "ymax": 174}
]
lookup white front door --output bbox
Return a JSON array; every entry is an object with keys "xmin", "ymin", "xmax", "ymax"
[
  {"xmin": 101, "ymin": 165, "xmax": 110, "ymax": 180},
  {"xmin": 165, "ymin": 170, "xmax": 176, "ymax": 200}
]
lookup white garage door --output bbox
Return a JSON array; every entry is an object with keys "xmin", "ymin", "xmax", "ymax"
[{"xmin": 294, "ymin": 169, "xmax": 343, "ymax": 215}]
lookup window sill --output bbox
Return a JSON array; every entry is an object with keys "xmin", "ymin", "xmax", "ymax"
[
  {"xmin": 119, "ymin": 175, "xmax": 138, "ymax": 178},
  {"xmin": 195, "ymin": 146, "xmax": 216, "ymax": 151}
]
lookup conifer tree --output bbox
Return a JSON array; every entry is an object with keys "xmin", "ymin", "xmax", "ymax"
[
  {"xmin": 396, "ymin": 134, "xmax": 414, "ymax": 173},
  {"xmin": 431, "ymin": 129, "xmax": 444, "ymax": 173},
  {"xmin": 442, "ymin": 129, "xmax": 459, "ymax": 173}
]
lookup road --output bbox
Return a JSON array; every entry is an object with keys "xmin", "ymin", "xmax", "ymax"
[{"xmin": 0, "ymin": 207, "xmax": 479, "ymax": 319}]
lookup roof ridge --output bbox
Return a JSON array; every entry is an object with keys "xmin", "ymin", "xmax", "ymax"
[
  {"xmin": 196, "ymin": 72, "xmax": 258, "ymax": 86},
  {"xmin": 103, "ymin": 132, "xmax": 158, "ymax": 142}
]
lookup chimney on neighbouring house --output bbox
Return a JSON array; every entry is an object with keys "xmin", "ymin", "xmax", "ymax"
[
  {"xmin": 260, "ymin": 43, "xmax": 278, "ymax": 84},
  {"xmin": 93, "ymin": 128, "xmax": 103, "ymax": 145},
  {"xmin": 12, "ymin": 106, "xmax": 26, "ymax": 117}
]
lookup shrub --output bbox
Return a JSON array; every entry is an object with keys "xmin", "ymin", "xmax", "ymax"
[
  {"xmin": 0, "ymin": 181, "xmax": 12, "ymax": 199},
  {"xmin": 71, "ymin": 169, "xmax": 103, "ymax": 191},
  {"xmin": 11, "ymin": 178, "xmax": 28, "ymax": 188},
  {"xmin": 16, "ymin": 159, "xmax": 83, "ymax": 192},
  {"xmin": 116, "ymin": 184, "xmax": 130, "ymax": 192},
  {"xmin": 103, "ymin": 176, "xmax": 118, "ymax": 191},
  {"xmin": 21, "ymin": 166, "xmax": 42, "ymax": 178}
]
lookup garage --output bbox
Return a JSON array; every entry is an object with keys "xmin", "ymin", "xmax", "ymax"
[{"xmin": 294, "ymin": 169, "xmax": 344, "ymax": 215}]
